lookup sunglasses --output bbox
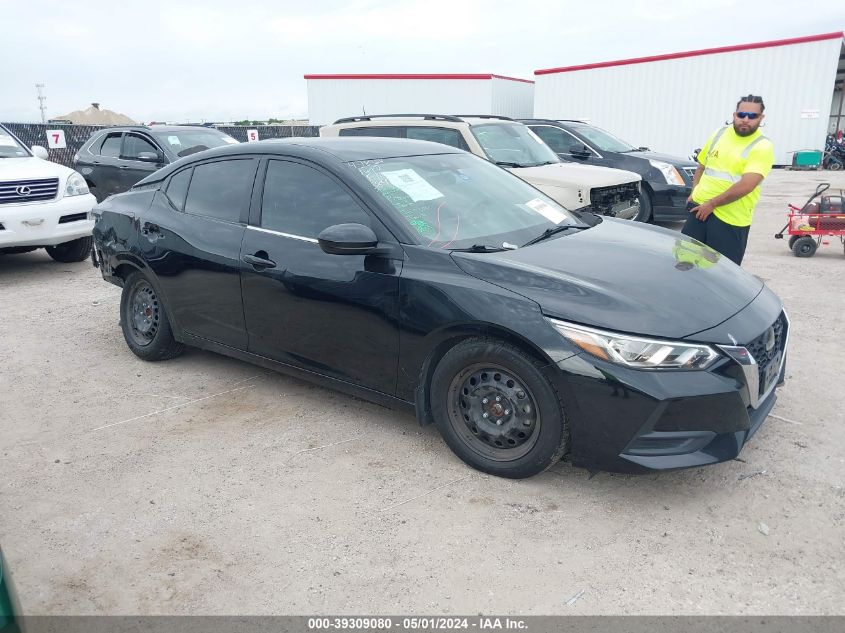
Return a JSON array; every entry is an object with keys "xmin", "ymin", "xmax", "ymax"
[{"xmin": 736, "ymin": 112, "xmax": 761, "ymax": 120}]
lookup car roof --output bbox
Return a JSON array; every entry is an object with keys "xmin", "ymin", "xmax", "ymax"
[
  {"xmin": 135, "ymin": 137, "xmax": 465, "ymax": 186},
  {"xmin": 330, "ymin": 114, "xmax": 520, "ymax": 128},
  {"xmin": 95, "ymin": 125, "xmax": 222, "ymax": 133}
]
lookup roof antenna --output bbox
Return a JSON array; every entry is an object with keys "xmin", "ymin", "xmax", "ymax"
[{"xmin": 362, "ymin": 106, "xmax": 366, "ymax": 115}]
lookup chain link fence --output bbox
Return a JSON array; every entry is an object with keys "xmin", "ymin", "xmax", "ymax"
[{"xmin": 1, "ymin": 123, "xmax": 320, "ymax": 168}]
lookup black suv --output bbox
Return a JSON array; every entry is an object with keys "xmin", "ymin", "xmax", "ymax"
[
  {"xmin": 74, "ymin": 125, "xmax": 238, "ymax": 201},
  {"xmin": 520, "ymin": 119, "xmax": 697, "ymax": 222}
]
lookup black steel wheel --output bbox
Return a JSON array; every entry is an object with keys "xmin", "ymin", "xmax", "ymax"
[
  {"xmin": 120, "ymin": 271, "xmax": 184, "ymax": 361},
  {"xmin": 791, "ymin": 236, "xmax": 817, "ymax": 258},
  {"xmin": 446, "ymin": 363, "xmax": 541, "ymax": 461},
  {"xmin": 430, "ymin": 338, "xmax": 568, "ymax": 478}
]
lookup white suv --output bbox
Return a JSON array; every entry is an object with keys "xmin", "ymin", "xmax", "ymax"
[
  {"xmin": 0, "ymin": 124, "xmax": 96, "ymax": 262},
  {"xmin": 320, "ymin": 115, "xmax": 644, "ymax": 220}
]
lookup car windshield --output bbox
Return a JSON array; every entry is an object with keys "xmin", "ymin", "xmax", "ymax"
[
  {"xmin": 351, "ymin": 152, "xmax": 583, "ymax": 250},
  {"xmin": 0, "ymin": 129, "xmax": 29, "ymax": 158},
  {"xmin": 151, "ymin": 129, "xmax": 238, "ymax": 157},
  {"xmin": 566, "ymin": 122, "xmax": 636, "ymax": 153},
  {"xmin": 469, "ymin": 123, "xmax": 560, "ymax": 167}
]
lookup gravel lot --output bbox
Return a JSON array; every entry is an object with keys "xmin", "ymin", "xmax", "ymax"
[{"xmin": 1, "ymin": 169, "xmax": 844, "ymax": 616}]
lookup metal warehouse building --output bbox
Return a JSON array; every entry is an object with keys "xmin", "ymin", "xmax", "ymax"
[
  {"xmin": 304, "ymin": 74, "xmax": 535, "ymax": 125},
  {"xmin": 533, "ymin": 32, "xmax": 845, "ymax": 166}
]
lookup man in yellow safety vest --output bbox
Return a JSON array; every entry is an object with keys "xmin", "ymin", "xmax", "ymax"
[{"xmin": 683, "ymin": 95, "xmax": 775, "ymax": 265}]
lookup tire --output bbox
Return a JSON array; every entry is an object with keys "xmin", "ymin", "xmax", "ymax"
[
  {"xmin": 120, "ymin": 271, "xmax": 184, "ymax": 361},
  {"xmin": 828, "ymin": 159, "xmax": 843, "ymax": 171},
  {"xmin": 788, "ymin": 235, "xmax": 800, "ymax": 250},
  {"xmin": 46, "ymin": 236, "xmax": 92, "ymax": 263},
  {"xmin": 791, "ymin": 236, "xmax": 817, "ymax": 258},
  {"xmin": 635, "ymin": 189, "xmax": 653, "ymax": 223},
  {"xmin": 430, "ymin": 338, "xmax": 568, "ymax": 479}
]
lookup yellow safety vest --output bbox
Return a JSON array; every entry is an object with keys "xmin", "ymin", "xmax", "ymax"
[{"xmin": 691, "ymin": 126, "xmax": 774, "ymax": 227}]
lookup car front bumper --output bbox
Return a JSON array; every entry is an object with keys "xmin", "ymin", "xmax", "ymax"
[
  {"xmin": 649, "ymin": 181, "xmax": 692, "ymax": 221},
  {"xmin": 0, "ymin": 193, "xmax": 96, "ymax": 248},
  {"xmin": 547, "ymin": 313, "xmax": 788, "ymax": 474}
]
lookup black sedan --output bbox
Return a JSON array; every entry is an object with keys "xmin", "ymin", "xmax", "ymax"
[
  {"xmin": 520, "ymin": 119, "xmax": 698, "ymax": 222},
  {"xmin": 91, "ymin": 138, "xmax": 787, "ymax": 478}
]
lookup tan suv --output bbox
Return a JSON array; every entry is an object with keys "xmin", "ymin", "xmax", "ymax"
[{"xmin": 320, "ymin": 114, "xmax": 644, "ymax": 220}]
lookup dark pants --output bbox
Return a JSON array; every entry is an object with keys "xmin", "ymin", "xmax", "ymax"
[{"xmin": 681, "ymin": 202, "xmax": 750, "ymax": 265}]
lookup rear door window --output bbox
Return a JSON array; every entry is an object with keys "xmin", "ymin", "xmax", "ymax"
[
  {"xmin": 405, "ymin": 127, "xmax": 470, "ymax": 151},
  {"xmin": 98, "ymin": 133, "xmax": 123, "ymax": 157},
  {"xmin": 183, "ymin": 159, "xmax": 256, "ymax": 223},
  {"xmin": 339, "ymin": 127, "xmax": 403, "ymax": 138}
]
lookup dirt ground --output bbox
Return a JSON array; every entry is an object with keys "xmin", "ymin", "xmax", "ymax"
[{"xmin": 1, "ymin": 169, "xmax": 844, "ymax": 616}]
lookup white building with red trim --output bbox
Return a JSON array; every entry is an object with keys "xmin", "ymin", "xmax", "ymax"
[
  {"xmin": 533, "ymin": 32, "xmax": 845, "ymax": 165},
  {"xmin": 304, "ymin": 74, "xmax": 535, "ymax": 126}
]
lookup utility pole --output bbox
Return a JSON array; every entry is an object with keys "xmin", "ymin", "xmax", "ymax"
[{"xmin": 35, "ymin": 83, "xmax": 47, "ymax": 123}]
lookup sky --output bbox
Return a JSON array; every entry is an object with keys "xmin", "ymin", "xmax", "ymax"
[{"xmin": 2, "ymin": 0, "xmax": 844, "ymax": 123}]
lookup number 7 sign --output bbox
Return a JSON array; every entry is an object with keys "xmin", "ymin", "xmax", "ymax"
[
  {"xmin": 247, "ymin": 129, "xmax": 259, "ymax": 142},
  {"xmin": 45, "ymin": 129, "xmax": 67, "ymax": 149}
]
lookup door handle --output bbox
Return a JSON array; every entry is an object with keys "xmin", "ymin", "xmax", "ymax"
[{"xmin": 242, "ymin": 253, "xmax": 277, "ymax": 269}]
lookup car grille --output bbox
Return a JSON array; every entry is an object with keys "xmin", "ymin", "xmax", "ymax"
[
  {"xmin": 0, "ymin": 178, "xmax": 60, "ymax": 205},
  {"xmin": 590, "ymin": 182, "xmax": 640, "ymax": 215},
  {"xmin": 745, "ymin": 312, "xmax": 788, "ymax": 397},
  {"xmin": 59, "ymin": 212, "xmax": 88, "ymax": 224}
]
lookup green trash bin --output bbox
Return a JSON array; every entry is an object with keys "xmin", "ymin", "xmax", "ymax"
[{"xmin": 792, "ymin": 150, "xmax": 823, "ymax": 169}]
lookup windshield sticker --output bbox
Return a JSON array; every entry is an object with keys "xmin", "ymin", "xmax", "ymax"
[
  {"xmin": 525, "ymin": 197, "xmax": 567, "ymax": 224},
  {"xmin": 167, "ymin": 136, "xmax": 181, "ymax": 145},
  {"xmin": 383, "ymin": 169, "xmax": 444, "ymax": 202}
]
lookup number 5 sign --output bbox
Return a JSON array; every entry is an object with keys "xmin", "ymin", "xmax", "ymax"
[
  {"xmin": 247, "ymin": 129, "xmax": 259, "ymax": 142},
  {"xmin": 45, "ymin": 129, "xmax": 67, "ymax": 149}
]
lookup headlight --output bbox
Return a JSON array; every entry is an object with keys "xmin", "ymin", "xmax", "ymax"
[
  {"xmin": 65, "ymin": 171, "xmax": 90, "ymax": 197},
  {"xmin": 548, "ymin": 318, "xmax": 720, "ymax": 370},
  {"xmin": 648, "ymin": 160, "xmax": 685, "ymax": 186}
]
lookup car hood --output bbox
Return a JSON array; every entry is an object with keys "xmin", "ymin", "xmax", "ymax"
[
  {"xmin": 510, "ymin": 162, "xmax": 641, "ymax": 189},
  {"xmin": 451, "ymin": 219, "xmax": 764, "ymax": 341},
  {"xmin": 0, "ymin": 156, "xmax": 73, "ymax": 181},
  {"xmin": 627, "ymin": 150, "xmax": 697, "ymax": 168}
]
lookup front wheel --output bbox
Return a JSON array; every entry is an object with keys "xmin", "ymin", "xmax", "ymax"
[
  {"xmin": 634, "ymin": 189, "xmax": 653, "ymax": 223},
  {"xmin": 46, "ymin": 236, "xmax": 92, "ymax": 262},
  {"xmin": 430, "ymin": 338, "xmax": 568, "ymax": 478},
  {"xmin": 120, "ymin": 271, "xmax": 184, "ymax": 361}
]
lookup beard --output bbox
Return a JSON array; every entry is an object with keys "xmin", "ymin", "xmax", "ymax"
[{"xmin": 733, "ymin": 121, "xmax": 758, "ymax": 137}]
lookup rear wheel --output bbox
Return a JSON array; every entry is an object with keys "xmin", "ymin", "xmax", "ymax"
[
  {"xmin": 46, "ymin": 236, "xmax": 92, "ymax": 263},
  {"xmin": 791, "ymin": 236, "xmax": 817, "ymax": 257},
  {"xmin": 430, "ymin": 338, "xmax": 568, "ymax": 478},
  {"xmin": 120, "ymin": 271, "xmax": 184, "ymax": 361}
]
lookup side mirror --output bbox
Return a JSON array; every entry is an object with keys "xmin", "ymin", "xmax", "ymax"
[
  {"xmin": 638, "ymin": 146, "xmax": 650, "ymax": 152},
  {"xmin": 318, "ymin": 223, "xmax": 378, "ymax": 255},
  {"xmin": 136, "ymin": 152, "xmax": 163, "ymax": 163},
  {"xmin": 570, "ymin": 144, "xmax": 591, "ymax": 157},
  {"xmin": 31, "ymin": 145, "xmax": 48, "ymax": 160}
]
